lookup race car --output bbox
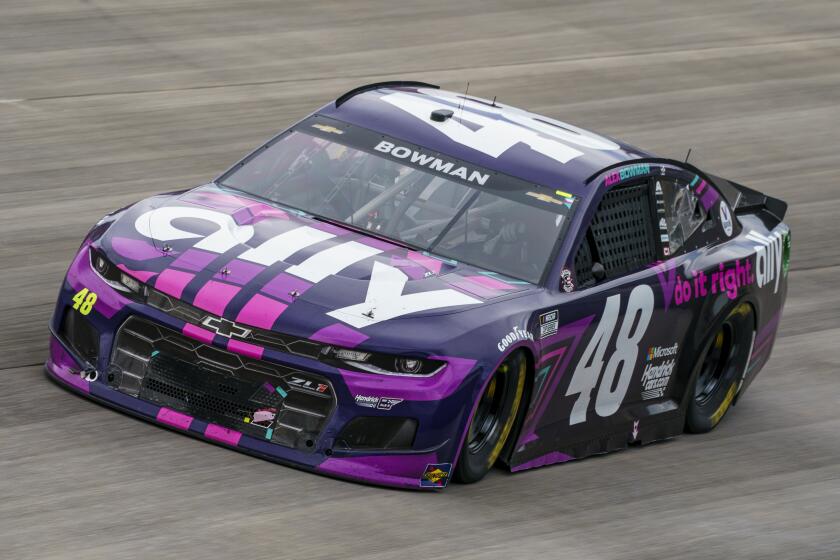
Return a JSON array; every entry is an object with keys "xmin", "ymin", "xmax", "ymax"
[{"xmin": 47, "ymin": 81, "xmax": 790, "ymax": 489}]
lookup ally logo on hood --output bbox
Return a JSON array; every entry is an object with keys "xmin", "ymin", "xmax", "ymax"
[{"xmin": 134, "ymin": 206, "xmax": 481, "ymax": 327}]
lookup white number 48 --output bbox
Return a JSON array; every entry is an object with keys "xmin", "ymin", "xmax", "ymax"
[{"xmin": 565, "ymin": 284, "xmax": 654, "ymax": 425}]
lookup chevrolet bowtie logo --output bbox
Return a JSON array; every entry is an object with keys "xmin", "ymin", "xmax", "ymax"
[{"xmin": 200, "ymin": 316, "xmax": 252, "ymax": 339}]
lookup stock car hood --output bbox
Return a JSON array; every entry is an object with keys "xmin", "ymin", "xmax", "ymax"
[{"xmin": 96, "ymin": 184, "xmax": 536, "ymax": 347}]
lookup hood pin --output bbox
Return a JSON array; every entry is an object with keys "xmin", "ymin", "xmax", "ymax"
[
  {"xmin": 289, "ymin": 289, "xmax": 300, "ymax": 299},
  {"xmin": 220, "ymin": 267, "xmax": 231, "ymax": 276},
  {"xmin": 162, "ymin": 243, "xmax": 172, "ymax": 253}
]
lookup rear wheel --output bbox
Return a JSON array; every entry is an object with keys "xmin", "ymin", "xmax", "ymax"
[
  {"xmin": 686, "ymin": 303, "xmax": 755, "ymax": 433},
  {"xmin": 455, "ymin": 351, "xmax": 527, "ymax": 484}
]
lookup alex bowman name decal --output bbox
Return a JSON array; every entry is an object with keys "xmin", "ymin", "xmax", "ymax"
[
  {"xmin": 135, "ymin": 207, "xmax": 481, "ymax": 327},
  {"xmin": 374, "ymin": 141, "xmax": 489, "ymax": 185}
]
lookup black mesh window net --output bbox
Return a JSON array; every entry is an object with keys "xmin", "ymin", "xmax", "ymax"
[{"xmin": 588, "ymin": 183, "xmax": 656, "ymax": 279}]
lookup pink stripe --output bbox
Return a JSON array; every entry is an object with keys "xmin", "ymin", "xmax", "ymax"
[
  {"xmin": 183, "ymin": 324, "xmax": 215, "ymax": 344},
  {"xmin": 447, "ymin": 277, "xmax": 496, "ymax": 299},
  {"xmin": 537, "ymin": 347, "xmax": 567, "ymax": 366},
  {"xmin": 465, "ymin": 274, "xmax": 514, "ymax": 291},
  {"xmin": 170, "ymin": 248, "xmax": 217, "ymax": 272},
  {"xmin": 407, "ymin": 251, "xmax": 442, "ymax": 274},
  {"xmin": 116, "ymin": 264, "xmax": 156, "ymax": 283},
  {"xmin": 192, "ymin": 280, "xmax": 240, "ymax": 316},
  {"xmin": 205, "ymin": 424, "xmax": 242, "ymax": 446},
  {"xmin": 236, "ymin": 294, "xmax": 287, "ymax": 329},
  {"xmin": 227, "ymin": 339, "xmax": 264, "ymax": 360},
  {"xmin": 157, "ymin": 407, "xmax": 193, "ymax": 430},
  {"xmin": 154, "ymin": 269, "xmax": 195, "ymax": 299}
]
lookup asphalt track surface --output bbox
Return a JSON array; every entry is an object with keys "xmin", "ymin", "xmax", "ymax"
[{"xmin": 2, "ymin": 1, "xmax": 840, "ymax": 558}]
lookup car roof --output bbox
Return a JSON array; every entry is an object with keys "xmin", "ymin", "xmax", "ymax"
[{"xmin": 316, "ymin": 83, "xmax": 655, "ymax": 202}]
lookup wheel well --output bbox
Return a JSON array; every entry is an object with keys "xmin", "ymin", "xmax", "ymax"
[{"xmin": 498, "ymin": 347, "xmax": 535, "ymax": 466}]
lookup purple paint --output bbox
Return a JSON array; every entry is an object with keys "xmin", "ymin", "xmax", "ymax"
[
  {"xmin": 110, "ymin": 237, "xmax": 161, "ymax": 261},
  {"xmin": 170, "ymin": 248, "xmax": 217, "ymax": 272},
  {"xmin": 446, "ymin": 276, "xmax": 498, "ymax": 299},
  {"xmin": 154, "ymin": 269, "xmax": 195, "ymax": 299},
  {"xmin": 318, "ymin": 452, "xmax": 437, "ymax": 488},
  {"xmin": 511, "ymin": 451, "xmax": 574, "ymax": 472},
  {"xmin": 310, "ymin": 323, "xmax": 368, "ymax": 348},
  {"xmin": 47, "ymin": 337, "xmax": 90, "ymax": 393},
  {"xmin": 215, "ymin": 259, "xmax": 264, "ymax": 285},
  {"xmin": 464, "ymin": 274, "xmax": 514, "ymax": 291},
  {"xmin": 261, "ymin": 273, "xmax": 312, "ymax": 303},
  {"xmin": 407, "ymin": 251, "xmax": 443, "ymax": 274},
  {"xmin": 518, "ymin": 315, "xmax": 595, "ymax": 445}
]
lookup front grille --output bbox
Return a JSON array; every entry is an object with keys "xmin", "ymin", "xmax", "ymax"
[
  {"xmin": 147, "ymin": 289, "xmax": 323, "ymax": 359},
  {"xmin": 59, "ymin": 308, "xmax": 100, "ymax": 365},
  {"xmin": 109, "ymin": 316, "xmax": 335, "ymax": 451}
]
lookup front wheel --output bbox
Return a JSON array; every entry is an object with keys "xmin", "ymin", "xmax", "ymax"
[
  {"xmin": 455, "ymin": 351, "xmax": 527, "ymax": 484},
  {"xmin": 686, "ymin": 303, "xmax": 755, "ymax": 433}
]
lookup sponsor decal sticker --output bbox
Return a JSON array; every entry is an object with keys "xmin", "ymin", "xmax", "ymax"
[
  {"xmin": 538, "ymin": 310, "xmax": 559, "ymax": 339},
  {"xmin": 497, "ymin": 325, "xmax": 534, "ymax": 352},
  {"xmin": 719, "ymin": 201, "xmax": 733, "ymax": 237},
  {"xmin": 605, "ymin": 163, "xmax": 650, "ymax": 187},
  {"xmin": 201, "ymin": 316, "xmax": 252, "ymax": 339},
  {"xmin": 560, "ymin": 268, "xmax": 574, "ymax": 293},
  {"xmin": 311, "ymin": 123, "xmax": 344, "ymax": 135},
  {"xmin": 287, "ymin": 376, "xmax": 329, "ymax": 394},
  {"xmin": 354, "ymin": 395, "xmax": 404, "ymax": 410},
  {"xmin": 747, "ymin": 226, "xmax": 788, "ymax": 294},
  {"xmin": 71, "ymin": 288, "xmax": 97, "ymax": 316},
  {"xmin": 641, "ymin": 343, "xmax": 679, "ymax": 400},
  {"xmin": 245, "ymin": 407, "xmax": 277, "ymax": 429},
  {"xmin": 420, "ymin": 463, "xmax": 452, "ymax": 488},
  {"xmin": 374, "ymin": 140, "xmax": 489, "ymax": 185}
]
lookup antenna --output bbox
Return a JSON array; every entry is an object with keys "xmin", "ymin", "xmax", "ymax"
[
  {"xmin": 492, "ymin": 95, "xmax": 498, "ymax": 107},
  {"xmin": 684, "ymin": 148, "xmax": 692, "ymax": 163},
  {"xmin": 458, "ymin": 82, "xmax": 470, "ymax": 123}
]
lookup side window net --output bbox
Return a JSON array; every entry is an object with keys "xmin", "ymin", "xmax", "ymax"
[
  {"xmin": 585, "ymin": 183, "xmax": 656, "ymax": 281},
  {"xmin": 573, "ymin": 235, "xmax": 594, "ymax": 288}
]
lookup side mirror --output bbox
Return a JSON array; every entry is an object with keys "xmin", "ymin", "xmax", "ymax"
[{"xmin": 591, "ymin": 262, "xmax": 606, "ymax": 282}]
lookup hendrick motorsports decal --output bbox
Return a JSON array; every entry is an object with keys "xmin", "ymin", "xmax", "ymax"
[
  {"xmin": 640, "ymin": 343, "xmax": 679, "ymax": 400},
  {"xmin": 354, "ymin": 395, "xmax": 403, "ymax": 410}
]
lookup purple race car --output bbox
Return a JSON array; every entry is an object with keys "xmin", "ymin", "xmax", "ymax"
[{"xmin": 47, "ymin": 81, "xmax": 790, "ymax": 489}]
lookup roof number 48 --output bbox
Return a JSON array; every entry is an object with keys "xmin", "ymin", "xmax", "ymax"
[{"xmin": 565, "ymin": 284, "xmax": 654, "ymax": 425}]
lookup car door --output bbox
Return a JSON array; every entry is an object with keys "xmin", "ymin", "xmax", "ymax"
[{"xmin": 519, "ymin": 173, "xmax": 699, "ymax": 453}]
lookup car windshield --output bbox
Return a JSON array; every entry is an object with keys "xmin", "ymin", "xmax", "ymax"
[{"xmin": 219, "ymin": 121, "xmax": 577, "ymax": 283}]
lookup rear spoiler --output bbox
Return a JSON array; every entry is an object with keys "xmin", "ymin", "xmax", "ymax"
[
  {"xmin": 706, "ymin": 173, "xmax": 787, "ymax": 222},
  {"xmin": 587, "ymin": 158, "xmax": 787, "ymax": 222}
]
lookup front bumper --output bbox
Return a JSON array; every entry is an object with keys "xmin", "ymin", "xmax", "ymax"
[{"xmin": 46, "ymin": 243, "xmax": 485, "ymax": 489}]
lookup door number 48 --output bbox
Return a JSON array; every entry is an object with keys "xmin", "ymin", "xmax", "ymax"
[{"xmin": 565, "ymin": 284, "xmax": 654, "ymax": 425}]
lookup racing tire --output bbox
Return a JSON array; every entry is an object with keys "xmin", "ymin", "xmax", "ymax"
[
  {"xmin": 686, "ymin": 303, "xmax": 755, "ymax": 433},
  {"xmin": 455, "ymin": 351, "xmax": 527, "ymax": 484}
]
